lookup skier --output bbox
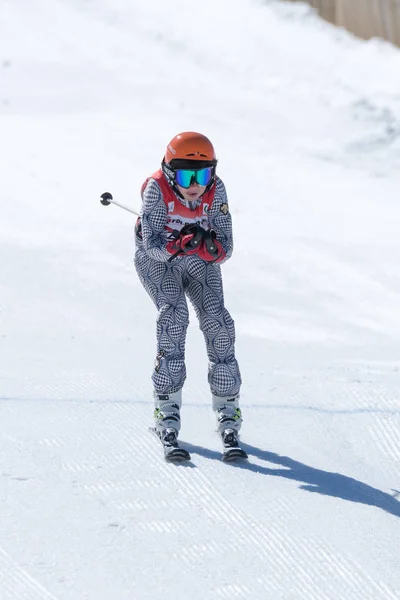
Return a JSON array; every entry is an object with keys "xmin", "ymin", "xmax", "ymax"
[{"xmin": 134, "ymin": 131, "xmax": 245, "ymax": 460}]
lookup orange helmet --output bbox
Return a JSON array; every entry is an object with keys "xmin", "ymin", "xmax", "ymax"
[{"xmin": 164, "ymin": 132, "xmax": 216, "ymax": 165}]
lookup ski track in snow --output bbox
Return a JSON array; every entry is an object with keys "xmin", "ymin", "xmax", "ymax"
[
  {"xmin": 1, "ymin": 395, "xmax": 399, "ymax": 599},
  {"xmin": 0, "ymin": 547, "xmax": 60, "ymax": 600}
]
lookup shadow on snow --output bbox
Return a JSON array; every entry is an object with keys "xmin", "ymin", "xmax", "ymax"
[{"xmin": 183, "ymin": 441, "xmax": 400, "ymax": 518}]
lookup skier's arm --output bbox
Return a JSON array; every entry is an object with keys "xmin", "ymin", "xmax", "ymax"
[
  {"xmin": 140, "ymin": 179, "xmax": 171, "ymax": 262},
  {"xmin": 208, "ymin": 178, "xmax": 234, "ymax": 263}
]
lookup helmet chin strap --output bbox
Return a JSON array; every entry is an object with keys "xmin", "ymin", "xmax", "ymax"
[
  {"xmin": 161, "ymin": 161, "xmax": 184, "ymax": 199},
  {"xmin": 173, "ymin": 184, "xmax": 186, "ymax": 201}
]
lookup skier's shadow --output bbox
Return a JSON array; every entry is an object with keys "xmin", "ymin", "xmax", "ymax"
[{"xmin": 183, "ymin": 441, "xmax": 400, "ymax": 517}]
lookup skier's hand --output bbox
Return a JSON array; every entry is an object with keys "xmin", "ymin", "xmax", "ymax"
[
  {"xmin": 167, "ymin": 225, "xmax": 203, "ymax": 257},
  {"xmin": 178, "ymin": 231, "xmax": 201, "ymax": 254},
  {"xmin": 197, "ymin": 230, "xmax": 226, "ymax": 263}
]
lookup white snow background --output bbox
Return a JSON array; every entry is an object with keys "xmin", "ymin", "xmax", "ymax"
[{"xmin": 1, "ymin": 0, "xmax": 400, "ymax": 598}]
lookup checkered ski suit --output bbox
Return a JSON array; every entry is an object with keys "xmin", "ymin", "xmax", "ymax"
[{"xmin": 134, "ymin": 172, "xmax": 242, "ymax": 434}]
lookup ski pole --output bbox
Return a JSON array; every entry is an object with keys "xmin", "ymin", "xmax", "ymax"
[{"xmin": 100, "ymin": 192, "xmax": 140, "ymax": 217}]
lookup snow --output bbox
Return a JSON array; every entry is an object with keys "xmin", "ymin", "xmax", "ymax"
[{"xmin": 1, "ymin": 0, "xmax": 400, "ymax": 598}]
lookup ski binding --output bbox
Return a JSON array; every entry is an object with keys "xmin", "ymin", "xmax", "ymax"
[{"xmin": 221, "ymin": 428, "xmax": 248, "ymax": 462}]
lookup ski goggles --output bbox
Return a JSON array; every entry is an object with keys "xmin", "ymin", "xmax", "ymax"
[{"xmin": 174, "ymin": 167, "xmax": 214, "ymax": 189}]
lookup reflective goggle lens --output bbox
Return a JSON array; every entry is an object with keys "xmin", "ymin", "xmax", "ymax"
[{"xmin": 175, "ymin": 167, "xmax": 213, "ymax": 189}]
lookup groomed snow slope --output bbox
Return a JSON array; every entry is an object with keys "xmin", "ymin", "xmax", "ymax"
[{"xmin": 1, "ymin": 1, "xmax": 400, "ymax": 598}]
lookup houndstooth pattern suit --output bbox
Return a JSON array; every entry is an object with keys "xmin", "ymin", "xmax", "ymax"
[{"xmin": 134, "ymin": 174, "xmax": 242, "ymax": 433}]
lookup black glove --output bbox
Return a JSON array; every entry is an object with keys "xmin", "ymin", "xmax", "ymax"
[
  {"xmin": 197, "ymin": 229, "xmax": 226, "ymax": 262},
  {"xmin": 167, "ymin": 224, "xmax": 203, "ymax": 260}
]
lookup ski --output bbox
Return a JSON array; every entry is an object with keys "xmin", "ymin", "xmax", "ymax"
[
  {"xmin": 220, "ymin": 428, "xmax": 248, "ymax": 462},
  {"xmin": 149, "ymin": 427, "xmax": 191, "ymax": 462},
  {"xmin": 149, "ymin": 426, "xmax": 247, "ymax": 462}
]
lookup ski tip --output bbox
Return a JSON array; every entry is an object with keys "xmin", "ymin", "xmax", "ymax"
[
  {"xmin": 222, "ymin": 449, "xmax": 248, "ymax": 462},
  {"xmin": 165, "ymin": 450, "xmax": 191, "ymax": 462}
]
